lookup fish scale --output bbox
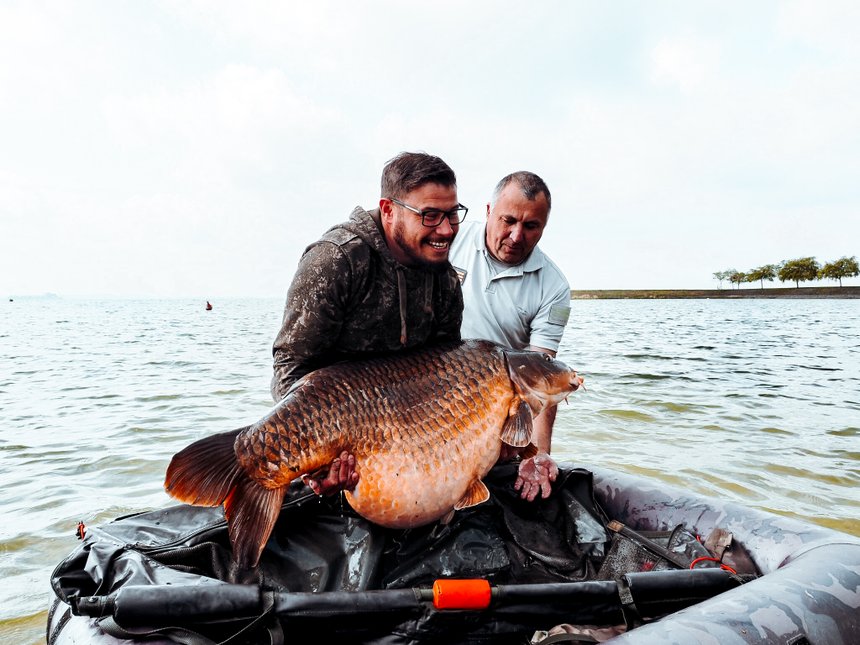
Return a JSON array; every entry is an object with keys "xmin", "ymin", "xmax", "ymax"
[{"xmin": 165, "ymin": 339, "xmax": 582, "ymax": 567}]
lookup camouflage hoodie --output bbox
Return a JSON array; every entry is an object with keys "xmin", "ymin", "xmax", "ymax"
[{"xmin": 271, "ymin": 206, "xmax": 463, "ymax": 400}]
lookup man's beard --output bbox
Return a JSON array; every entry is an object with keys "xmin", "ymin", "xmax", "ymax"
[{"xmin": 391, "ymin": 221, "xmax": 451, "ymax": 272}]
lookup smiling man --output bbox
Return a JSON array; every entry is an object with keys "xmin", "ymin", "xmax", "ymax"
[
  {"xmin": 449, "ymin": 171, "xmax": 571, "ymax": 502},
  {"xmin": 270, "ymin": 152, "xmax": 465, "ymax": 493}
]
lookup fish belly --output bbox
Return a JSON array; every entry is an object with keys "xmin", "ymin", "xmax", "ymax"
[{"xmin": 345, "ymin": 416, "xmax": 504, "ymax": 528}]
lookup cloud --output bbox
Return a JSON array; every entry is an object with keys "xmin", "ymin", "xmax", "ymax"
[
  {"xmin": 777, "ymin": 0, "xmax": 860, "ymax": 57},
  {"xmin": 649, "ymin": 34, "xmax": 722, "ymax": 93},
  {"xmin": 102, "ymin": 64, "xmax": 340, "ymax": 185},
  {"xmin": 1, "ymin": 1, "xmax": 858, "ymax": 295}
]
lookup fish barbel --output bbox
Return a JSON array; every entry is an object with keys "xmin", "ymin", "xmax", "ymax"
[{"xmin": 164, "ymin": 339, "xmax": 583, "ymax": 567}]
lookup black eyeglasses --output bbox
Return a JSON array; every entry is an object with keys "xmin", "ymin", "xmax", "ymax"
[{"xmin": 391, "ymin": 198, "xmax": 468, "ymax": 227}]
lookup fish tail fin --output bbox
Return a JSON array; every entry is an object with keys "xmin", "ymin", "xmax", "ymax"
[
  {"xmin": 224, "ymin": 476, "xmax": 287, "ymax": 568},
  {"xmin": 165, "ymin": 427, "xmax": 286, "ymax": 567},
  {"xmin": 164, "ymin": 428, "xmax": 245, "ymax": 506}
]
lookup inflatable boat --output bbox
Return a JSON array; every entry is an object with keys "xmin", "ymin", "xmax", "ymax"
[{"xmin": 47, "ymin": 463, "xmax": 860, "ymax": 644}]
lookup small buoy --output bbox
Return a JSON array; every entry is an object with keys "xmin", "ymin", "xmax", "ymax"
[{"xmin": 205, "ymin": 301, "xmax": 213, "ymax": 311}]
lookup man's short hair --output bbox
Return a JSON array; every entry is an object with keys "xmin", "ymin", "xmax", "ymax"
[
  {"xmin": 381, "ymin": 152, "xmax": 457, "ymax": 199},
  {"xmin": 492, "ymin": 171, "xmax": 551, "ymax": 212}
]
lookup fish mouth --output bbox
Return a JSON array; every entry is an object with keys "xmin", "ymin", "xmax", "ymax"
[
  {"xmin": 554, "ymin": 373, "xmax": 585, "ymax": 406},
  {"xmin": 564, "ymin": 374, "xmax": 585, "ymax": 401}
]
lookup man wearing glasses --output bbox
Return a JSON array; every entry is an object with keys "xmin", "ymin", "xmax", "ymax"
[
  {"xmin": 449, "ymin": 171, "xmax": 571, "ymax": 503},
  {"xmin": 270, "ymin": 151, "xmax": 466, "ymax": 494}
]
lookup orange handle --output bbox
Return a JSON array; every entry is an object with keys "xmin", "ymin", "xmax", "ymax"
[{"xmin": 432, "ymin": 579, "xmax": 492, "ymax": 610}]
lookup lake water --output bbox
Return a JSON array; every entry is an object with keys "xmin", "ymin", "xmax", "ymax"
[{"xmin": 2, "ymin": 297, "xmax": 859, "ymax": 643}]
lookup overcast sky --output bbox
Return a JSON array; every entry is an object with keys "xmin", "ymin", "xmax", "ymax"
[{"xmin": 2, "ymin": 0, "xmax": 858, "ymax": 297}]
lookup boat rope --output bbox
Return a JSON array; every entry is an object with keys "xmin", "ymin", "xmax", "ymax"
[{"xmin": 689, "ymin": 556, "xmax": 737, "ymax": 574}]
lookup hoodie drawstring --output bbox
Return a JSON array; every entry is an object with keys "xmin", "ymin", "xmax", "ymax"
[
  {"xmin": 397, "ymin": 267, "xmax": 408, "ymax": 346},
  {"xmin": 424, "ymin": 272, "xmax": 433, "ymax": 313},
  {"xmin": 396, "ymin": 269, "xmax": 434, "ymax": 347}
]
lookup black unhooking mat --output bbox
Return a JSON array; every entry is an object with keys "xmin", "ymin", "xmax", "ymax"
[{"xmin": 51, "ymin": 465, "xmax": 614, "ymax": 644}]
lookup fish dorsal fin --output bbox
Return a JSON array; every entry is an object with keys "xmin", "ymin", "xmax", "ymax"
[
  {"xmin": 500, "ymin": 397, "xmax": 532, "ymax": 447},
  {"xmin": 454, "ymin": 479, "xmax": 490, "ymax": 510}
]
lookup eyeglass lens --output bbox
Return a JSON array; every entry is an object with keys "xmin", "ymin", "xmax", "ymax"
[{"xmin": 421, "ymin": 207, "xmax": 467, "ymax": 227}]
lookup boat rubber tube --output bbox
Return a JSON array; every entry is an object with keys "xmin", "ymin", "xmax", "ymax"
[{"xmin": 75, "ymin": 568, "xmax": 743, "ymax": 628}]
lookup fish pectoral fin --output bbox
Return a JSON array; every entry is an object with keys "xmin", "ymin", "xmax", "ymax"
[
  {"xmin": 518, "ymin": 442, "xmax": 539, "ymax": 460},
  {"xmin": 224, "ymin": 476, "xmax": 286, "ymax": 569},
  {"xmin": 454, "ymin": 479, "xmax": 490, "ymax": 510},
  {"xmin": 500, "ymin": 397, "xmax": 532, "ymax": 447}
]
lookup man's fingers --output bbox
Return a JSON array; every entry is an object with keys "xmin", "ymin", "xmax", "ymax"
[
  {"xmin": 343, "ymin": 454, "xmax": 359, "ymax": 491},
  {"xmin": 306, "ymin": 478, "xmax": 322, "ymax": 495},
  {"xmin": 539, "ymin": 480, "xmax": 553, "ymax": 499},
  {"xmin": 339, "ymin": 452, "xmax": 355, "ymax": 482},
  {"xmin": 522, "ymin": 481, "xmax": 538, "ymax": 502},
  {"xmin": 514, "ymin": 452, "xmax": 558, "ymax": 502},
  {"xmin": 333, "ymin": 452, "xmax": 357, "ymax": 489},
  {"xmin": 302, "ymin": 452, "xmax": 358, "ymax": 495}
]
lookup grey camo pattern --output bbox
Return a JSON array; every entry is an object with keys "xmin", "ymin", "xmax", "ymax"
[
  {"xmin": 270, "ymin": 206, "xmax": 462, "ymax": 400},
  {"xmin": 584, "ymin": 465, "xmax": 860, "ymax": 644}
]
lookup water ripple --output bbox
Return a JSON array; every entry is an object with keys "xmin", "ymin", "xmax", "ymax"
[{"xmin": 2, "ymin": 296, "xmax": 859, "ymax": 644}]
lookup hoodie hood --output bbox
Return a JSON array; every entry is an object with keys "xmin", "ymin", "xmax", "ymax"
[
  {"xmin": 343, "ymin": 206, "xmax": 393, "ymax": 262},
  {"xmin": 341, "ymin": 206, "xmax": 429, "ymax": 346}
]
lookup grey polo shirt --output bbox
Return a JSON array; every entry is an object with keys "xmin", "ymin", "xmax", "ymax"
[{"xmin": 449, "ymin": 221, "xmax": 571, "ymax": 352}]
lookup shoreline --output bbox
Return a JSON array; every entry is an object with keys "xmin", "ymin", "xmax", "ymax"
[{"xmin": 571, "ymin": 286, "xmax": 860, "ymax": 299}]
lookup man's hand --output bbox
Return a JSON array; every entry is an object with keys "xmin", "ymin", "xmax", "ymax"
[
  {"xmin": 514, "ymin": 452, "xmax": 558, "ymax": 501},
  {"xmin": 301, "ymin": 451, "xmax": 359, "ymax": 496}
]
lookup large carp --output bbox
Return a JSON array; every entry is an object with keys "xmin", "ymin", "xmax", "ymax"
[{"xmin": 164, "ymin": 339, "xmax": 583, "ymax": 567}]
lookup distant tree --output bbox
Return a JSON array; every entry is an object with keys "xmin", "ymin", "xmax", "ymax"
[
  {"xmin": 818, "ymin": 256, "xmax": 859, "ymax": 287},
  {"xmin": 746, "ymin": 264, "xmax": 778, "ymax": 289},
  {"xmin": 712, "ymin": 270, "xmax": 732, "ymax": 289},
  {"xmin": 778, "ymin": 257, "xmax": 820, "ymax": 288},
  {"xmin": 729, "ymin": 271, "xmax": 747, "ymax": 289}
]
